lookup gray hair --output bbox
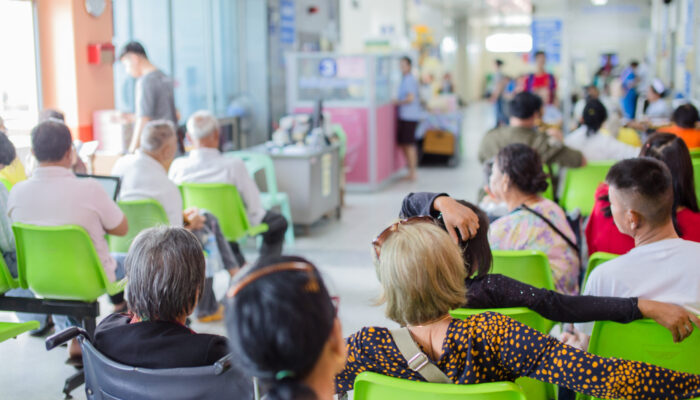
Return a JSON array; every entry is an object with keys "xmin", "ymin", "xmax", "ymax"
[
  {"xmin": 140, "ymin": 120, "xmax": 176, "ymax": 152},
  {"xmin": 125, "ymin": 226, "xmax": 205, "ymax": 321},
  {"xmin": 186, "ymin": 110, "xmax": 219, "ymax": 140}
]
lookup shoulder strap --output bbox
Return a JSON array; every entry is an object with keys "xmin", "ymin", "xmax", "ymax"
[
  {"xmin": 389, "ymin": 328, "xmax": 452, "ymax": 384},
  {"xmin": 520, "ymin": 204, "xmax": 580, "ymax": 254}
]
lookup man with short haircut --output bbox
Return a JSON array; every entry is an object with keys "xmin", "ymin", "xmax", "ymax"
[
  {"xmin": 119, "ymin": 41, "xmax": 178, "ymax": 153},
  {"xmin": 578, "ymin": 157, "xmax": 700, "ymax": 334},
  {"xmin": 8, "ymin": 120, "xmax": 129, "ymax": 355},
  {"xmin": 112, "ymin": 120, "xmax": 240, "ymax": 321},
  {"xmin": 169, "ymin": 110, "xmax": 288, "ymax": 261},
  {"xmin": 478, "ymin": 92, "xmax": 584, "ymax": 167}
]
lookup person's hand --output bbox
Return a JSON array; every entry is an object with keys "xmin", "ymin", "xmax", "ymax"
[
  {"xmin": 433, "ymin": 196, "xmax": 479, "ymax": 243},
  {"xmin": 183, "ymin": 207, "xmax": 205, "ymax": 231},
  {"xmin": 545, "ymin": 127, "xmax": 564, "ymax": 141},
  {"xmin": 638, "ymin": 299, "xmax": 700, "ymax": 342},
  {"xmin": 559, "ymin": 329, "xmax": 589, "ymax": 350}
]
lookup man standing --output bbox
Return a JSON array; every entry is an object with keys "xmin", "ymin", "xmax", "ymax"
[
  {"xmin": 524, "ymin": 51, "xmax": 557, "ymax": 105},
  {"xmin": 119, "ymin": 41, "xmax": 178, "ymax": 153},
  {"xmin": 395, "ymin": 56, "xmax": 422, "ymax": 181},
  {"xmin": 490, "ymin": 59, "xmax": 509, "ymax": 127},
  {"xmin": 620, "ymin": 60, "xmax": 640, "ymax": 119}
]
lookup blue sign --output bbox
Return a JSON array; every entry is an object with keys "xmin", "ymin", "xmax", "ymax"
[
  {"xmin": 531, "ymin": 19, "xmax": 562, "ymax": 64},
  {"xmin": 280, "ymin": 0, "xmax": 295, "ymax": 44},
  {"xmin": 319, "ymin": 58, "xmax": 337, "ymax": 78}
]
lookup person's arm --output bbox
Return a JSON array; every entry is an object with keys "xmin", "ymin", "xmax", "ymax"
[
  {"xmin": 399, "ymin": 192, "xmax": 447, "ymax": 219},
  {"xmin": 335, "ymin": 328, "xmax": 377, "ymax": 394},
  {"xmin": 93, "ymin": 183, "xmax": 129, "ymax": 237},
  {"xmin": 396, "ymin": 92, "xmax": 414, "ymax": 106},
  {"xmin": 482, "ymin": 312, "xmax": 700, "ymax": 398},
  {"xmin": 128, "ymin": 116, "xmax": 151, "ymax": 153},
  {"xmin": 106, "ymin": 217, "xmax": 128, "ymax": 236},
  {"xmin": 400, "ymin": 193, "xmax": 479, "ymax": 240},
  {"xmin": 0, "ymin": 187, "xmax": 14, "ymax": 253}
]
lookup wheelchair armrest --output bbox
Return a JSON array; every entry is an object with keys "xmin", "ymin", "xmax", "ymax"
[
  {"xmin": 45, "ymin": 326, "xmax": 88, "ymax": 351},
  {"xmin": 214, "ymin": 353, "xmax": 234, "ymax": 375}
]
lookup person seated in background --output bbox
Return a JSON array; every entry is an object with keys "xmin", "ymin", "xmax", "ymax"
[
  {"xmin": 586, "ymin": 133, "xmax": 700, "ymax": 255},
  {"xmin": 0, "ymin": 133, "xmax": 51, "ymax": 335},
  {"xmin": 486, "ymin": 143, "xmax": 580, "ymax": 294},
  {"xmin": 400, "ymin": 192, "xmax": 698, "ymax": 342},
  {"xmin": 478, "ymin": 92, "xmax": 584, "ymax": 168},
  {"xmin": 579, "ymin": 157, "xmax": 700, "ymax": 335},
  {"xmin": 7, "ymin": 120, "xmax": 128, "ymax": 358},
  {"xmin": 24, "ymin": 109, "xmax": 88, "ymax": 175},
  {"xmin": 627, "ymin": 79, "xmax": 672, "ymax": 132},
  {"xmin": 94, "ymin": 226, "xmax": 228, "ymax": 368},
  {"xmin": 169, "ymin": 110, "xmax": 288, "ymax": 261},
  {"xmin": 565, "ymin": 99, "xmax": 639, "ymax": 161},
  {"xmin": 335, "ymin": 219, "xmax": 700, "ymax": 397},
  {"xmin": 659, "ymin": 103, "xmax": 700, "ymax": 149},
  {"xmin": 0, "ymin": 115, "xmax": 27, "ymax": 186},
  {"xmin": 111, "ymin": 120, "xmax": 240, "ymax": 322},
  {"xmin": 225, "ymin": 256, "xmax": 346, "ymax": 400}
]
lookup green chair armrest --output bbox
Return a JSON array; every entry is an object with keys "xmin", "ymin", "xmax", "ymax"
[
  {"xmin": 106, "ymin": 278, "xmax": 127, "ymax": 296},
  {"xmin": 0, "ymin": 321, "xmax": 40, "ymax": 343},
  {"xmin": 248, "ymin": 223, "xmax": 269, "ymax": 237}
]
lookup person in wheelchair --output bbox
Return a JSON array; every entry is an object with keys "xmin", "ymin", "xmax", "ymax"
[{"xmin": 93, "ymin": 226, "xmax": 229, "ymax": 368}]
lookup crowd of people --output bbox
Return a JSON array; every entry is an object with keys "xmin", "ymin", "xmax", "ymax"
[{"xmin": 1, "ymin": 42, "xmax": 700, "ymax": 400}]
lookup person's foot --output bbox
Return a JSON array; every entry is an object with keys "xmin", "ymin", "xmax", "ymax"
[
  {"xmin": 197, "ymin": 304, "xmax": 224, "ymax": 323},
  {"xmin": 66, "ymin": 338, "xmax": 83, "ymax": 368},
  {"xmin": 29, "ymin": 317, "xmax": 54, "ymax": 337}
]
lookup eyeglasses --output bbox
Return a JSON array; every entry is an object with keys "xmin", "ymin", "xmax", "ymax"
[{"xmin": 372, "ymin": 216, "xmax": 436, "ymax": 259}]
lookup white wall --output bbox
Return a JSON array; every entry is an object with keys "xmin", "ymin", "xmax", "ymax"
[{"xmin": 338, "ymin": 0, "xmax": 406, "ymax": 53}]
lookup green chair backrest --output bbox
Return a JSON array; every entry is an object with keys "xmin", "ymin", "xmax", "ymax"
[
  {"xmin": 450, "ymin": 308, "xmax": 552, "ymax": 399},
  {"xmin": 690, "ymin": 148, "xmax": 700, "ymax": 160},
  {"xmin": 179, "ymin": 183, "xmax": 251, "ymax": 242},
  {"xmin": 581, "ymin": 251, "xmax": 618, "ymax": 292},
  {"xmin": 588, "ymin": 318, "xmax": 700, "ymax": 400},
  {"xmin": 226, "ymin": 151, "xmax": 279, "ymax": 197},
  {"xmin": 108, "ymin": 199, "xmax": 170, "ymax": 253},
  {"xmin": 560, "ymin": 161, "xmax": 614, "ymax": 216},
  {"xmin": 542, "ymin": 164, "xmax": 555, "ymax": 201},
  {"xmin": 353, "ymin": 372, "xmax": 526, "ymax": 400},
  {"xmin": 0, "ymin": 252, "xmax": 18, "ymax": 294},
  {"xmin": 693, "ymin": 159, "xmax": 700, "ymax": 205},
  {"xmin": 13, "ymin": 223, "xmax": 115, "ymax": 301},
  {"xmin": 0, "ymin": 177, "xmax": 12, "ymax": 192},
  {"xmin": 491, "ymin": 250, "xmax": 555, "ymax": 291},
  {"xmin": 333, "ymin": 124, "xmax": 348, "ymax": 162}
]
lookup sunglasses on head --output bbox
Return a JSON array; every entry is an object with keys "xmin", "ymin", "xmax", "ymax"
[{"xmin": 372, "ymin": 216, "xmax": 437, "ymax": 259}]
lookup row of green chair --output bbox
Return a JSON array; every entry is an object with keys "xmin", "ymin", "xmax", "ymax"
[{"xmin": 0, "ymin": 252, "xmax": 40, "ymax": 343}]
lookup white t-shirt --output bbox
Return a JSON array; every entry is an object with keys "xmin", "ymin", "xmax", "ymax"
[
  {"xmin": 7, "ymin": 166, "xmax": 125, "ymax": 281},
  {"xmin": 564, "ymin": 126, "xmax": 639, "ymax": 162},
  {"xmin": 111, "ymin": 151, "xmax": 183, "ymax": 226},
  {"xmin": 169, "ymin": 148, "xmax": 265, "ymax": 225},
  {"xmin": 577, "ymin": 238, "xmax": 700, "ymax": 333}
]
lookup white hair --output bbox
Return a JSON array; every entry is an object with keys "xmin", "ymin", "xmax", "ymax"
[
  {"xmin": 140, "ymin": 120, "xmax": 176, "ymax": 152},
  {"xmin": 186, "ymin": 110, "xmax": 219, "ymax": 140}
]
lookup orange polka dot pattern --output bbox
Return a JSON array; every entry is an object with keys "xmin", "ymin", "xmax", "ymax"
[{"xmin": 335, "ymin": 312, "xmax": 700, "ymax": 399}]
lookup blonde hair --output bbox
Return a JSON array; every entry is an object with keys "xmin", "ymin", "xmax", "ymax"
[{"xmin": 375, "ymin": 221, "xmax": 466, "ymax": 326}]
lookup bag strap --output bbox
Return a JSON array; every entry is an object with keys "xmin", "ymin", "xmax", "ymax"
[
  {"xmin": 389, "ymin": 328, "xmax": 452, "ymax": 384},
  {"xmin": 520, "ymin": 204, "xmax": 580, "ymax": 254}
]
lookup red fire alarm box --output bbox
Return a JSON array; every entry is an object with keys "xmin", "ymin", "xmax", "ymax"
[{"xmin": 87, "ymin": 43, "xmax": 115, "ymax": 65}]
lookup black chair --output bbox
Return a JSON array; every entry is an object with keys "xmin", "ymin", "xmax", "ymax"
[{"xmin": 46, "ymin": 327, "xmax": 253, "ymax": 400}]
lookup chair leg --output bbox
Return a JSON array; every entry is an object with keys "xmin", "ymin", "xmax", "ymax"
[{"xmin": 62, "ymin": 369, "xmax": 84, "ymax": 399}]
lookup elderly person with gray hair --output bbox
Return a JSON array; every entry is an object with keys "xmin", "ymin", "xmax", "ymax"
[
  {"xmin": 112, "ymin": 120, "xmax": 239, "ymax": 322},
  {"xmin": 169, "ymin": 110, "xmax": 288, "ymax": 262},
  {"xmin": 93, "ymin": 226, "xmax": 229, "ymax": 368}
]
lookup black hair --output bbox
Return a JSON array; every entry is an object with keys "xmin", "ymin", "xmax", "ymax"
[
  {"xmin": 495, "ymin": 59, "xmax": 504, "ymax": 67},
  {"xmin": 583, "ymin": 99, "xmax": 608, "ymax": 136},
  {"xmin": 496, "ymin": 143, "xmax": 549, "ymax": 195},
  {"xmin": 671, "ymin": 104, "xmax": 699, "ymax": 129},
  {"xmin": 453, "ymin": 201, "xmax": 492, "ymax": 278},
  {"xmin": 606, "ymin": 157, "xmax": 674, "ymax": 228},
  {"xmin": 38, "ymin": 109, "xmax": 65, "ymax": 123},
  {"xmin": 119, "ymin": 41, "xmax": 148, "ymax": 60},
  {"xmin": 225, "ymin": 255, "xmax": 335, "ymax": 400},
  {"xmin": 0, "ymin": 132, "xmax": 16, "ymax": 167},
  {"xmin": 31, "ymin": 120, "xmax": 72, "ymax": 163},
  {"xmin": 401, "ymin": 56, "xmax": 412, "ymax": 67},
  {"xmin": 508, "ymin": 92, "xmax": 543, "ymax": 120},
  {"xmin": 534, "ymin": 50, "xmax": 546, "ymax": 58},
  {"xmin": 630, "ymin": 60, "xmax": 639, "ymax": 68}
]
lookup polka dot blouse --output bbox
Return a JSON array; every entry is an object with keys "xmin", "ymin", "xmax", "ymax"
[{"xmin": 335, "ymin": 312, "xmax": 700, "ymax": 398}]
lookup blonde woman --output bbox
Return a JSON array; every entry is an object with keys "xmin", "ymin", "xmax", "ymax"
[{"xmin": 335, "ymin": 218, "xmax": 700, "ymax": 398}]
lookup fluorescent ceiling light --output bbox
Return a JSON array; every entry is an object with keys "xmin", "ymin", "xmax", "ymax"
[
  {"xmin": 591, "ymin": 0, "xmax": 608, "ymax": 5},
  {"xmin": 441, "ymin": 36, "xmax": 457, "ymax": 54},
  {"xmin": 485, "ymin": 33, "xmax": 532, "ymax": 53}
]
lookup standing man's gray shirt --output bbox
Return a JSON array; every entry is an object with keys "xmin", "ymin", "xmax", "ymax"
[{"xmin": 136, "ymin": 70, "xmax": 177, "ymax": 124}]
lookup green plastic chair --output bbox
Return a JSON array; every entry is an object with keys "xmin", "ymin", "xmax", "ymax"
[
  {"xmin": 450, "ymin": 308, "xmax": 552, "ymax": 399},
  {"xmin": 491, "ymin": 250, "xmax": 556, "ymax": 291},
  {"xmin": 689, "ymin": 148, "xmax": 700, "ymax": 160},
  {"xmin": 0, "ymin": 321, "xmax": 39, "ymax": 343},
  {"xmin": 581, "ymin": 252, "xmax": 617, "ymax": 292},
  {"xmin": 587, "ymin": 318, "xmax": 700, "ymax": 400},
  {"xmin": 179, "ymin": 183, "xmax": 268, "ymax": 243},
  {"xmin": 13, "ymin": 223, "xmax": 126, "ymax": 301},
  {"xmin": 0, "ymin": 177, "xmax": 12, "ymax": 192},
  {"xmin": 225, "ymin": 151, "xmax": 295, "ymax": 246},
  {"xmin": 108, "ymin": 199, "xmax": 170, "ymax": 253},
  {"xmin": 0, "ymin": 251, "xmax": 18, "ymax": 294},
  {"xmin": 352, "ymin": 371, "xmax": 526, "ymax": 400},
  {"xmin": 693, "ymin": 159, "xmax": 700, "ymax": 205},
  {"xmin": 333, "ymin": 124, "xmax": 348, "ymax": 162},
  {"xmin": 542, "ymin": 164, "xmax": 555, "ymax": 202},
  {"xmin": 560, "ymin": 161, "xmax": 615, "ymax": 216}
]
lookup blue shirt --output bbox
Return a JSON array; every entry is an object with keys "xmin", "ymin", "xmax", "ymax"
[{"xmin": 397, "ymin": 74, "xmax": 423, "ymax": 121}]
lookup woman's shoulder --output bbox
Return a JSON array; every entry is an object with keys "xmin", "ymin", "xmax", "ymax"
[{"xmin": 678, "ymin": 209, "xmax": 700, "ymax": 241}]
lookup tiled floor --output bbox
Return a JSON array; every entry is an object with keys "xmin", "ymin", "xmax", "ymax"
[{"xmin": 0, "ymin": 103, "xmax": 493, "ymax": 399}]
